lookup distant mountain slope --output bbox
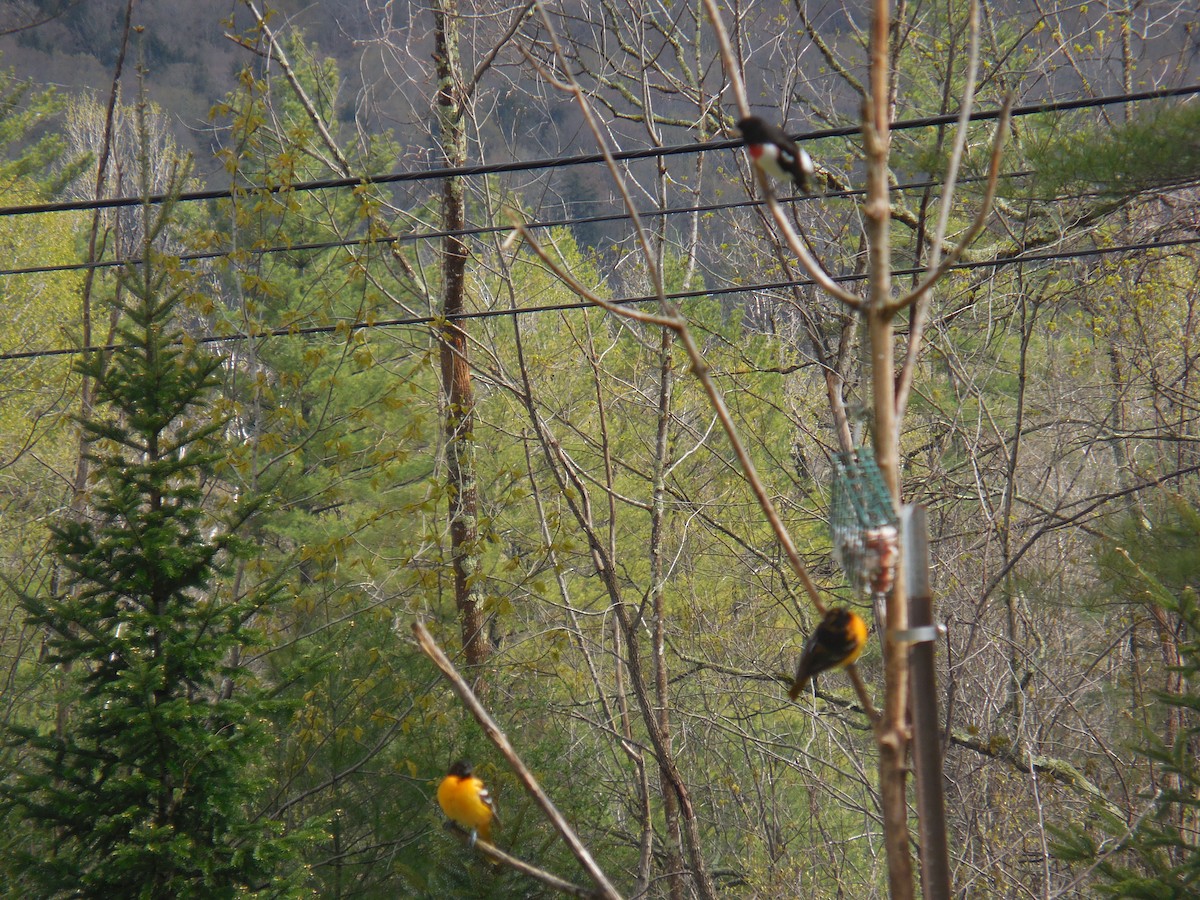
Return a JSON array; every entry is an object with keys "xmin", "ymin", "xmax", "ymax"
[{"xmin": 0, "ymin": 0, "xmax": 373, "ymax": 176}]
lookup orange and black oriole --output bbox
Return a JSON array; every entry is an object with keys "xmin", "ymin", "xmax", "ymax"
[
  {"xmin": 437, "ymin": 760, "xmax": 497, "ymax": 844},
  {"xmin": 788, "ymin": 607, "xmax": 868, "ymax": 700}
]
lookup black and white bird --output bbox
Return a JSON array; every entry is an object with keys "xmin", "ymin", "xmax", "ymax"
[{"xmin": 737, "ymin": 115, "xmax": 815, "ymax": 194}]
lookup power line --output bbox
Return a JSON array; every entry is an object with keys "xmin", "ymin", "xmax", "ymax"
[
  {"xmin": 4, "ymin": 233, "xmax": 1196, "ymax": 364},
  {"xmin": 0, "ymin": 83, "xmax": 1195, "ymax": 220},
  {"xmin": 0, "ymin": 170, "xmax": 1030, "ymax": 280}
]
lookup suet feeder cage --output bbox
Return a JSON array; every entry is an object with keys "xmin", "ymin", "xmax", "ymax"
[{"xmin": 830, "ymin": 447, "xmax": 900, "ymax": 597}]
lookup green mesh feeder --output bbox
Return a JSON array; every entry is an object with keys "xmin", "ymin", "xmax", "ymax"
[{"xmin": 830, "ymin": 447, "xmax": 900, "ymax": 596}]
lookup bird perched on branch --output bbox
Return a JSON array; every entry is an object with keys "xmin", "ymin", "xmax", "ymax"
[
  {"xmin": 788, "ymin": 607, "xmax": 868, "ymax": 700},
  {"xmin": 737, "ymin": 115, "xmax": 816, "ymax": 193},
  {"xmin": 437, "ymin": 760, "xmax": 498, "ymax": 845}
]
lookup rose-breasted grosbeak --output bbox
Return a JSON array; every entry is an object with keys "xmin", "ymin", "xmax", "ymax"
[{"xmin": 737, "ymin": 115, "xmax": 815, "ymax": 194}]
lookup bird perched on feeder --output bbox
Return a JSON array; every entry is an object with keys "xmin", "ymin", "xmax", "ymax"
[
  {"xmin": 737, "ymin": 115, "xmax": 815, "ymax": 193},
  {"xmin": 437, "ymin": 760, "xmax": 498, "ymax": 845},
  {"xmin": 788, "ymin": 607, "xmax": 868, "ymax": 700}
]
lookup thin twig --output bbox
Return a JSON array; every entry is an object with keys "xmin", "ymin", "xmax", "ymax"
[
  {"xmin": 754, "ymin": 173, "xmax": 865, "ymax": 309},
  {"xmin": 1049, "ymin": 789, "xmax": 1164, "ymax": 898},
  {"xmin": 894, "ymin": 0, "xmax": 983, "ymax": 420},
  {"xmin": 928, "ymin": 0, "xmax": 982, "ymax": 274},
  {"xmin": 412, "ymin": 621, "xmax": 624, "ymax": 900},
  {"xmin": 699, "ymin": 0, "xmax": 862, "ymax": 309},
  {"xmin": 512, "ymin": 223, "xmax": 676, "ymax": 327},
  {"xmin": 521, "ymin": 0, "xmax": 878, "ymax": 721},
  {"xmin": 441, "ymin": 823, "xmax": 609, "ymax": 898},
  {"xmin": 244, "ymin": 1, "xmax": 352, "ymax": 174},
  {"xmin": 695, "ymin": 0, "xmax": 877, "ymax": 720},
  {"xmin": 525, "ymin": 2, "xmax": 664, "ymax": 298},
  {"xmin": 468, "ymin": 1, "xmax": 536, "ymax": 95},
  {"xmin": 891, "ymin": 94, "xmax": 1013, "ymax": 316},
  {"xmin": 513, "ymin": 224, "xmax": 878, "ymax": 721},
  {"xmin": 237, "ymin": 0, "xmax": 432, "ymax": 303}
]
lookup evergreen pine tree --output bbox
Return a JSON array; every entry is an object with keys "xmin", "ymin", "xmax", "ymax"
[
  {"xmin": 0, "ymin": 102, "xmax": 310, "ymax": 898},
  {"xmin": 1053, "ymin": 495, "xmax": 1200, "ymax": 897}
]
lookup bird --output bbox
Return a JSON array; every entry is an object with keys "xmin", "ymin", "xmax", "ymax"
[
  {"xmin": 788, "ymin": 607, "xmax": 868, "ymax": 700},
  {"xmin": 437, "ymin": 760, "xmax": 498, "ymax": 845},
  {"xmin": 737, "ymin": 115, "xmax": 815, "ymax": 193}
]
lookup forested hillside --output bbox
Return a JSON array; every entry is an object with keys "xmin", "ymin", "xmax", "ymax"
[{"xmin": 0, "ymin": 1, "xmax": 1198, "ymax": 897}]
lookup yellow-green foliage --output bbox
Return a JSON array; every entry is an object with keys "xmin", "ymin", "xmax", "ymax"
[{"xmin": 0, "ymin": 184, "xmax": 83, "ymax": 554}]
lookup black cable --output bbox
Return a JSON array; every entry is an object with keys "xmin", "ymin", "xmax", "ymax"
[
  {"xmin": 0, "ymin": 82, "xmax": 1195, "ymax": 219},
  {"xmin": 4, "ymin": 233, "xmax": 1196, "ymax": 363},
  {"xmin": 0, "ymin": 170, "xmax": 1029, "ymax": 280}
]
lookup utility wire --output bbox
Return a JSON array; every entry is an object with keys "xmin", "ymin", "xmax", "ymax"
[
  {"xmin": 0, "ymin": 83, "xmax": 1195, "ymax": 219},
  {"xmin": 4, "ymin": 233, "xmax": 1196, "ymax": 363},
  {"xmin": 0, "ymin": 170, "xmax": 1030, "ymax": 280}
]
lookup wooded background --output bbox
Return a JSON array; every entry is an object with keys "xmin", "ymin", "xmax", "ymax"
[{"xmin": 0, "ymin": 0, "xmax": 1198, "ymax": 896}]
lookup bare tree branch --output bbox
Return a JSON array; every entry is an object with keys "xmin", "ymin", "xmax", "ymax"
[{"xmin": 413, "ymin": 621, "xmax": 624, "ymax": 900}]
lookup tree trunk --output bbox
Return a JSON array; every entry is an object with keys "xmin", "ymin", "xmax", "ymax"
[
  {"xmin": 865, "ymin": 0, "xmax": 915, "ymax": 894},
  {"xmin": 434, "ymin": 0, "xmax": 488, "ymax": 674}
]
